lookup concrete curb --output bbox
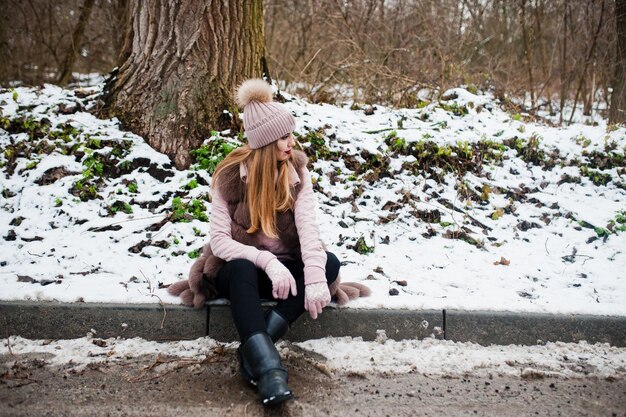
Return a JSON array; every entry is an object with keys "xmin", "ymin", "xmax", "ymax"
[
  {"xmin": 208, "ymin": 305, "xmax": 443, "ymax": 342},
  {"xmin": 1, "ymin": 301, "xmax": 625, "ymax": 346},
  {"xmin": 0, "ymin": 301, "xmax": 207, "ymax": 341},
  {"xmin": 445, "ymin": 310, "xmax": 626, "ymax": 347}
]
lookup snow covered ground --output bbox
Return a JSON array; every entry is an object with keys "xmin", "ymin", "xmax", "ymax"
[
  {"xmin": 1, "ymin": 335, "xmax": 625, "ymax": 380},
  {"xmin": 0, "ymin": 80, "xmax": 625, "ymax": 316}
]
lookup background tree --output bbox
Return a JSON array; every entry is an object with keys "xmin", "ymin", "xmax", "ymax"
[
  {"xmin": 57, "ymin": 0, "xmax": 96, "ymax": 85},
  {"xmin": 1, "ymin": 1, "xmax": 621, "ymax": 125},
  {"xmin": 610, "ymin": 0, "xmax": 626, "ymax": 123},
  {"xmin": 101, "ymin": 0, "xmax": 265, "ymax": 169},
  {"xmin": 0, "ymin": 0, "xmax": 120, "ymax": 85}
]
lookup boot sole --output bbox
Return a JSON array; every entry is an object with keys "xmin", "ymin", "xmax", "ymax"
[{"xmin": 262, "ymin": 390, "xmax": 294, "ymax": 406}]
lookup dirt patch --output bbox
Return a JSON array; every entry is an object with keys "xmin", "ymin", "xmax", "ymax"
[{"xmin": 0, "ymin": 347, "xmax": 624, "ymax": 417}]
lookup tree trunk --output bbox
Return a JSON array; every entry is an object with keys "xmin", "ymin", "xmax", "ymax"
[
  {"xmin": 0, "ymin": 8, "xmax": 9, "ymax": 85},
  {"xmin": 559, "ymin": 2, "xmax": 569, "ymax": 124},
  {"xmin": 520, "ymin": 0, "xmax": 536, "ymax": 111},
  {"xmin": 568, "ymin": 0, "xmax": 605, "ymax": 124},
  {"xmin": 609, "ymin": 0, "xmax": 626, "ymax": 124},
  {"xmin": 104, "ymin": 0, "xmax": 130, "ymax": 63},
  {"xmin": 58, "ymin": 0, "xmax": 96, "ymax": 85},
  {"xmin": 102, "ymin": 0, "xmax": 265, "ymax": 169}
]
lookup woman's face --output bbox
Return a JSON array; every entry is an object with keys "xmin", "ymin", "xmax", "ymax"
[{"xmin": 275, "ymin": 133, "xmax": 295, "ymax": 161}]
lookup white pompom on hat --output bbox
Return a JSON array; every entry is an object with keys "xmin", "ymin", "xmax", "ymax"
[{"xmin": 236, "ymin": 79, "xmax": 295, "ymax": 149}]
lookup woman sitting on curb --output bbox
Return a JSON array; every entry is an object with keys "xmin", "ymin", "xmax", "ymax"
[{"xmin": 168, "ymin": 78, "xmax": 369, "ymax": 406}]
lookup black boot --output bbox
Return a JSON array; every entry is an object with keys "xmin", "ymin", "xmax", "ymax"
[
  {"xmin": 238, "ymin": 310, "xmax": 290, "ymax": 385},
  {"xmin": 241, "ymin": 332, "xmax": 293, "ymax": 406},
  {"xmin": 265, "ymin": 310, "xmax": 290, "ymax": 341}
]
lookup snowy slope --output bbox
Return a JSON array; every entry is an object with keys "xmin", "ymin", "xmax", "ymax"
[{"xmin": 0, "ymin": 81, "xmax": 625, "ymax": 315}]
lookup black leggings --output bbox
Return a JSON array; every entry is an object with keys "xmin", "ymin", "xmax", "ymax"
[{"xmin": 215, "ymin": 252, "xmax": 340, "ymax": 342}]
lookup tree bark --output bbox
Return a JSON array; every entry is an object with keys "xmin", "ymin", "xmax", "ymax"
[
  {"xmin": 102, "ymin": 0, "xmax": 265, "ymax": 169},
  {"xmin": 520, "ymin": 0, "xmax": 536, "ymax": 110},
  {"xmin": 58, "ymin": 0, "xmax": 96, "ymax": 85},
  {"xmin": 559, "ymin": 2, "xmax": 569, "ymax": 124},
  {"xmin": 105, "ymin": 0, "xmax": 130, "ymax": 63},
  {"xmin": 0, "ymin": 8, "xmax": 9, "ymax": 85},
  {"xmin": 610, "ymin": 0, "xmax": 626, "ymax": 124},
  {"xmin": 568, "ymin": 0, "xmax": 605, "ymax": 124}
]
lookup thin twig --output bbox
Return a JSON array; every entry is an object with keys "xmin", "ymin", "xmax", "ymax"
[
  {"xmin": 152, "ymin": 293, "xmax": 167, "ymax": 329},
  {"xmin": 80, "ymin": 214, "xmax": 167, "ymax": 235},
  {"xmin": 140, "ymin": 270, "xmax": 153, "ymax": 293},
  {"xmin": 437, "ymin": 198, "xmax": 492, "ymax": 231},
  {"xmin": 5, "ymin": 320, "xmax": 14, "ymax": 356},
  {"xmin": 127, "ymin": 355, "xmax": 222, "ymax": 383},
  {"xmin": 140, "ymin": 270, "xmax": 167, "ymax": 328},
  {"xmin": 142, "ymin": 354, "xmax": 202, "ymax": 370},
  {"xmin": 128, "ymin": 367, "xmax": 178, "ymax": 382},
  {"xmin": 312, "ymin": 361, "xmax": 333, "ymax": 378},
  {"xmin": 300, "ymin": 48, "xmax": 323, "ymax": 74}
]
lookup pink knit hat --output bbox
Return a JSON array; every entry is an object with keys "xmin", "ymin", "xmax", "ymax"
[{"xmin": 236, "ymin": 79, "xmax": 295, "ymax": 149}]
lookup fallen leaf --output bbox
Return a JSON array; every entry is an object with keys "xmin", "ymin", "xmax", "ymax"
[
  {"xmin": 17, "ymin": 275, "xmax": 37, "ymax": 283},
  {"xmin": 494, "ymin": 256, "xmax": 511, "ymax": 266},
  {"xmin": 92, "ymin": 339, "xmax": 108, "ymax": 348}
]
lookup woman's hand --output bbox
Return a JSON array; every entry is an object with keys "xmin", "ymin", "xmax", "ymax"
[
  {"xmin": 265, "ymin": 259, "xmax": 297, "ymax": 300},
  {"xmin": 304, "ymin": 282, "xmax": 331, "ymax": 319}
]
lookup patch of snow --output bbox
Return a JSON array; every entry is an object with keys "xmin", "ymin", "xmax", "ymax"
[{"xmin": 1, "ymin": 335, "xmax": 624, "ymax": 380}]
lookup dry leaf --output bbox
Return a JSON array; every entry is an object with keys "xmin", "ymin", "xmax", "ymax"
[
  {"xmin": 17, "ymin": 275, "xmax": 37, "ymax": 283},
  {"xmin": 494, "ymin": 256, "xmax": 511, "ymax": 266},
  {"xmin": 92, "ymin": 339, "xmax": 108, "ymax": 348}
]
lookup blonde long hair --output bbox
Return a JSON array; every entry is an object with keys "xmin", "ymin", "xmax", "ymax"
[{"xmin": 212, "ymin": 144, "xmax": 294, "ymax": 239}]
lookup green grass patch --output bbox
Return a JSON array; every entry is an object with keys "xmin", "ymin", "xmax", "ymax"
[
  {"xmin": 169, "ymin": 197, "xmax": 208, "ymax": 223},
  {"xmin": 190, "ymin": 136, "xmax": 238, "ymax": 174},
  {"xmin": 580, "ymin": 166, "xmax": 612, "ymax": 186},
  {"xmin": 299, "ymin": 129, "xmax": 339, "ymax": 162},
  {"xmin": 352, "ymin": 236, "xmax": 374, "ymax": 255},
  {"xmin": 109, "ymin": 200, "xmax": 133, "ymax": 215},
  {"xmin": 385, "ymin": 136, "xmax": 505, "ymax": 180},
  {"xmin": 440, "ymin": 101, "xmax": 469, "ymax": 117},
  {"xmin": 127, "ymin": 181, "xmax": 138, "ymax": 193},
  {"xmin": 184, "ymin": 179, "xmax": 199, "ymax": 190}
]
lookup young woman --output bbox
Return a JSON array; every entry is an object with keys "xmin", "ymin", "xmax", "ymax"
[{"xmin": 169, "ymin": 79, "xmax": 369, "ymax": 406}]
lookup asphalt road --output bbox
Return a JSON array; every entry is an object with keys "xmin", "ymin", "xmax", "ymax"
[{"xmin": 1, "ymin": 345, "xmax": 624, "ymax": 417}]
